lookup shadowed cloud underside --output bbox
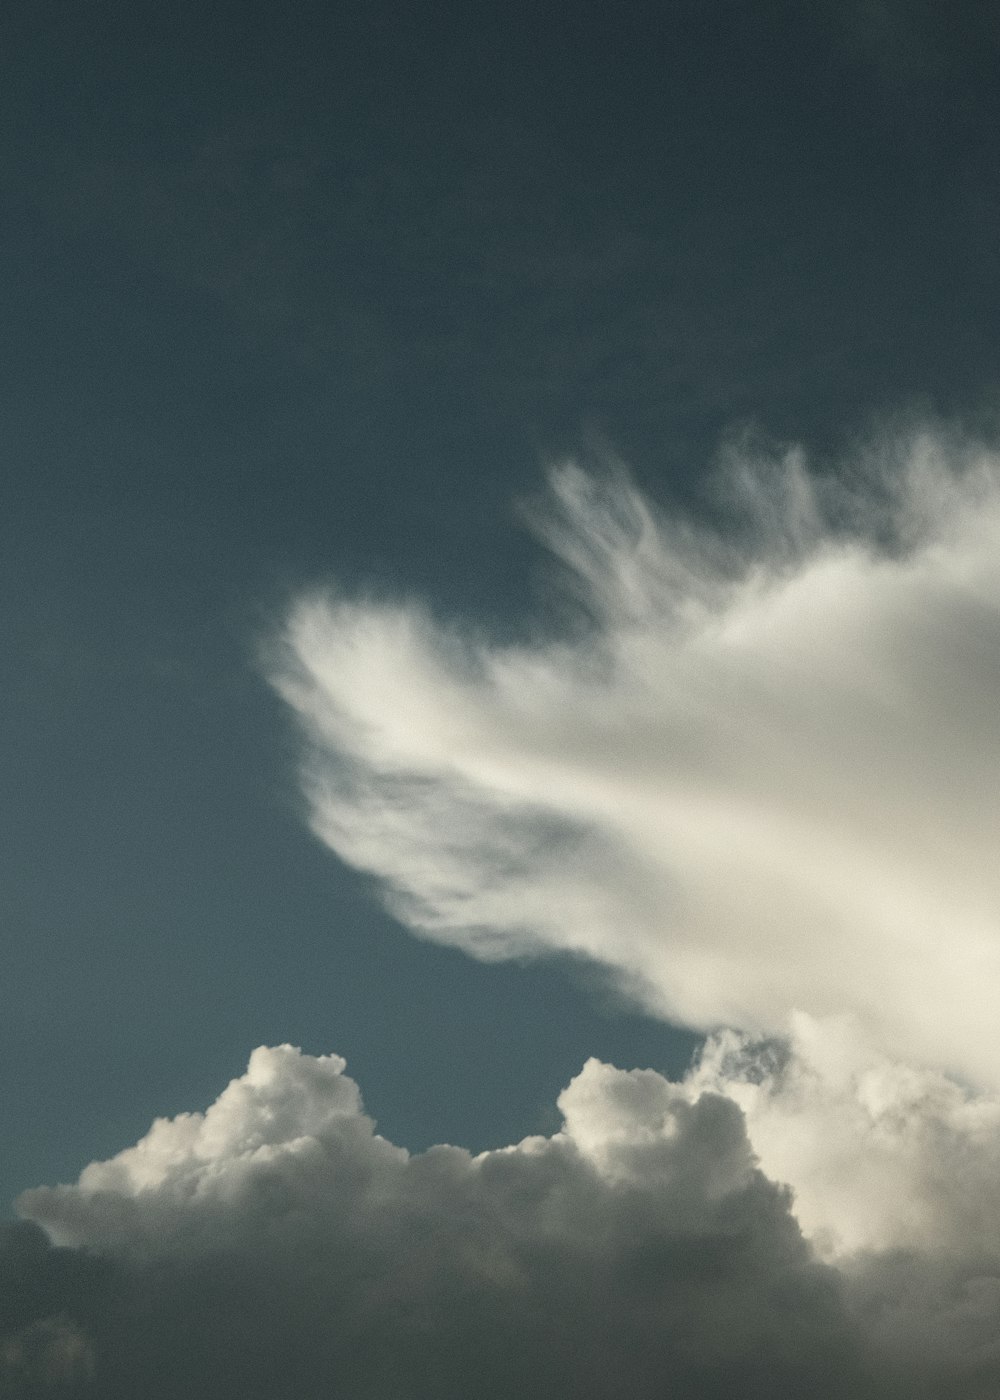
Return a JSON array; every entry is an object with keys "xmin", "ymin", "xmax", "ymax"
[{"xmin": 11, "ymin": 1031, "xmax": 1000, "ymax": 1397}]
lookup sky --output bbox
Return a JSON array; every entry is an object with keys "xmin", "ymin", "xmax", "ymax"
[{"xmin": 6, "ymin": 0, "xmax": 1000, "ymax": 1395}]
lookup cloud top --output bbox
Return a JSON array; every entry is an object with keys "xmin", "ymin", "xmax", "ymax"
[
  {"xmin": 15, "ymin": 1033, "xmax": 1000, "ymax": 1396},
  {"xmin": 16, "ymin": 1043, "xmax": 857, "ymax": 1398},
  {"xmin": 271, "ymin": 430, "xmax": 1000, "ymax": 1086}
]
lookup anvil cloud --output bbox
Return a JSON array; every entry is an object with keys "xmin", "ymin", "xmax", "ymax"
[{"xmin": 273, "ymin": 430, "xmax": 1000, "ymax": 1089}]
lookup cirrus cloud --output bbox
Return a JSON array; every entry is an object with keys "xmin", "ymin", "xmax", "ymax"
[{"xmin": 270, "ymin": 428, "xmax": 1000, "ymax": 1088}]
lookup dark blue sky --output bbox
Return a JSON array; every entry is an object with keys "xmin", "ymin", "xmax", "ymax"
[{"xmin": 4, "ymin": 0, "xmax": 1000, "ymax": 1209}]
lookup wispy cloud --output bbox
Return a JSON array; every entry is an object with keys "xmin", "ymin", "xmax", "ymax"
[{"xmin": 271, "ymin": 427, "xmax": 1000, "ymax": 1087}]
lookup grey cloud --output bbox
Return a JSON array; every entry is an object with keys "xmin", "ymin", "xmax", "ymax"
[
  {"xmin": 0, "ymin": 1222, "xmax": 105, "ymax": 1399},
  {"xmin": 7, "ymin": 1046, "xmax": 887, "ymax": 1400},
  {"xmin": 8, "ymin": 1043, "xmax": 1000, "ymax": 1398},
  {"xmin": 0, "ymin": 1315, "xmax": 95, "ymax": 1399}
]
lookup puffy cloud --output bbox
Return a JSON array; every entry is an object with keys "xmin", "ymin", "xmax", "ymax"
[
  {"xmin": 690, "ymin": 1018, "xmax": 1000, "ymax": 1394},
  {"xmin": 271, "ymin": 430, "xmax": 1000, "ymax": 1088},
  {"xmin": 691, "ymin": 1015, "xmax": 1000, "ymax": 1259},
  {"xmin": 11, "ymin": 1039, "xmax": 1000, "ymax": 1397},
  {"xmin": 4, "ymin": 1044, "xmax": 890, "ymax": 1398}
]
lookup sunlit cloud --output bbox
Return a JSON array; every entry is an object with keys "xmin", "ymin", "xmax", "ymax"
[
  {"xmin": 271, "ymin": 427, "xmax": 1000, "ymax": 1087},
  {"xmin": 13, "ymin": 427, "xmax": 1000, "ymax": 1394}
]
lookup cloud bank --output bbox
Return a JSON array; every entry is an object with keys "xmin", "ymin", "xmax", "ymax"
[
  {"xmin": 11, "ymin": 1035, "xmax": 1000, "ymax": 1397},
  {"xmin": 272, "ymin": 429, "xmax": 1000, "ymax": 1088}
]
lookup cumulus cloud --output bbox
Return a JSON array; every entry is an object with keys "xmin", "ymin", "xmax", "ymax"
[
  {"xmin": 692, "ymin": 1014, "xmax": 1000, "ymax": 1260},
  {"xmin": 11, "ymin": 1038, "xmax": 1000, "ymax": 1397},
  {"xmin": 15, "ymin": 1046, "xmax": 855, "ymax": 1398},
  {"xmin": 271, "ymin": 428, "xmax": 1000, "ymax": 1088}
]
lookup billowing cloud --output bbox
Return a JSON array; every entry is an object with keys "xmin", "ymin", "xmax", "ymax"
[
  {"xmin": 271, "ymin": 429, "xmax": 1000, "ymax": 1088},
  {"xmin": 11, "ymin": 1037, "xmax": 1000, "ymax": 1397},
  {"xmin": 692, "ymin": 1014, "xmax": 1000, "ymax": 1259},
  {"xmin": 12, "ymin": 1044, "xmax": 862, "ymax": 1398}
]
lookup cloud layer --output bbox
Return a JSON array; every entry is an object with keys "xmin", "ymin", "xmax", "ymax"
[
  {"xmin": 11, "ymin": 1034, "xmax": 1000, "ymax": 1397},
  {"xmin": 272, "ymin": 430, "xmax": 1000, "ymax": 1087}
]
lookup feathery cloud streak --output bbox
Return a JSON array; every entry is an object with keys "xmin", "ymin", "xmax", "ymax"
[{"xmin": 272, "ymin": 430, "xmax": 1000, "ymax": 1087}]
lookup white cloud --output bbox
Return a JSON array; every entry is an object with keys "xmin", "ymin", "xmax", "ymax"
[
  {"xmin": 270, "ymin": 429, "xmax": 1000, "ymax": 1088},
  {"xmin": 13, "ymin": 1038, "xmax": 1000, "ymax": 1396},
  {"xmin": 692, "ymin": 1014, "xmax": 1000, "ymax": 1259}
]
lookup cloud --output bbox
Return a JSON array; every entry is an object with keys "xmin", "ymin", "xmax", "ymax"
[
  {"xmin": 11, "ymin": 1038, "xmax": 1000, "ymax": 1397},
  {"xmin": 0, "ymin": 1221, "xmax": 105, "ymax": 1399},
  {"xmin": 270, "ymin": 428, "xmax": 1000, "ymax": 1088},
  {"xmin": 13, "ymin": 429, "xmax": 1000, "ymax": 1395},
  {"xmin": 0, "ymin": 1313, "xmax": 95, "ymax": 1398},
  {"xmin": 693, "ymin": 1014, "xmax": 1000, "ymax": 1256},
  {"xmin": 0, "ymin": 1046, "xmax": 898, "ymax": 1397}
]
